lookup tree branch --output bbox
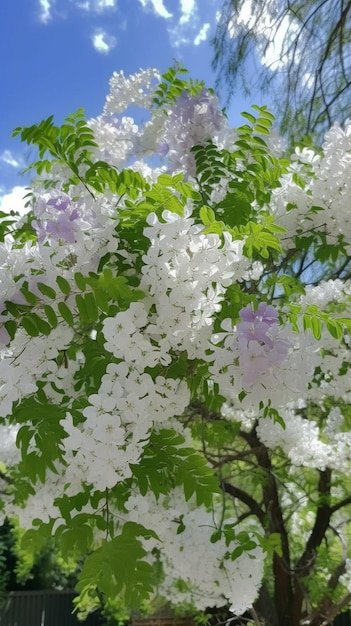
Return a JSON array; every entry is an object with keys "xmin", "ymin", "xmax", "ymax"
[{"xmin": 220, "ymin": 479, "xmax": 266, "ymax": 526}]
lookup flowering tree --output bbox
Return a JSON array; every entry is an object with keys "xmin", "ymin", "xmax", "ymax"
[{"xmin": 2, "ymin": 64, "xmax": 351, "ymax": 626}]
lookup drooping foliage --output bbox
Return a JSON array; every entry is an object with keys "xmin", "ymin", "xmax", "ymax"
[{"xmin": 213, "ymin": 0, "xmax": 351, "ymax": 144}]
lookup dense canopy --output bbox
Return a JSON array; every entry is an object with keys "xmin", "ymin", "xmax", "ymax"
[{"xmin": 1, "ymin": 65, "xmax": 351, "ymax": 625}]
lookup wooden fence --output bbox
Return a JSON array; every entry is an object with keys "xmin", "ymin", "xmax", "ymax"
[{"xmin": 0, "ymin": 590, "xmax": 103, "ymax": 626}]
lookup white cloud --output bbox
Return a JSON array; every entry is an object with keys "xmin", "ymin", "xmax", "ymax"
[
  {"xmin": 166, "ymin": 0, "xmax": 213, "ymax": 48},
  {"xmin": 179, "ymin": 0, "xmax": 195, "ymax": 25},
  {"xmin": 0, "ymin": 151, "xmax": 22, "ymax": 169},
  {"xmin": 96, "ymin": 0, "xmax": 116, "ymax": 8},
  {"xmin": 0, "ymin": 186, "xmax": 29, "ymax": 217},
  {"xmin": 193, "ymin": 22, "xmax": 210, "ymax": 45},
  {"xmin": 38, "ymin": 0, "xmax": 117, "ymax": 20},
  {"xmin": 76, "ymin": 0, "xmax": 117, "ymax": 12},
  {"xmin": 38, "ymin": 0, "xmax": 53, "ymax": 23},
  {"xmin": 91, "ymin": 29, "xmax": 117, "ymax": 53},
  {"xmin": 138, "ymin": 0, "xmax": 172, "ymax": 19}
]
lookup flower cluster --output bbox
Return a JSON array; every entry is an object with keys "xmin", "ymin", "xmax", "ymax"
[
  {"xmin": 267, "ymin": 120, "xmax": 351, "ymax": 252},
  {"xmin": 124, "ymin": 488, "xmax": 264, "ymax": 613},
  {"xmin": 140, "ymin": 210, "xmax": 248, "ymax": 358},
  {"xmin": 236, "ymin": 303, "xmax": 291, "ymax": 389},
  {"xmin": 210, "ymin": 304, "xmax": 319, "ymax": 416},
  {"xmin": 32, "ymin": 191, "xmax": 84, "ymax": 244},
  {"xmin": 160, "ymin": 89, "xmax": 235, "ymax": 177}
]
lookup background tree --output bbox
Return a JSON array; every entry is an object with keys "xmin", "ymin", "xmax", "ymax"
[
  {"xmin": 0, "ymin": 518, "xmax": 78, "ymax": 600},
  {"xmin": 212, "ymin": 0, "xmax": 351, "ymax": 144}
]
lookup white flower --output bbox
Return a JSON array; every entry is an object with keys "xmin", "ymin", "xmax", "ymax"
[{"xmin": 93, "ymin": 415, "xmax": 124, "ymax": 444}]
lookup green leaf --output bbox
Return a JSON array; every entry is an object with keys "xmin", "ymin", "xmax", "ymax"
[
  {"xmin": 132, "ymin": 429, "xmax": 220, "ymax": 508},
  {"xmin": 157, "ymin": 173, "xmax": 174, "ymax": 186},
  {"xmin": 199, "ymin": 206, "xmax": 216, "ymax": 225},
  {"xmin": 326, "ymin": 320, "xmax": 343, "ymax": 340},
  {"xmin": 256, "ymin": 116, "xmax": 273, "ymax": 128},
  {"xmin": 255, "ymin": 124, "xmax": 270, "ymax": 135},
  {"xmin": 20, "ymin": 286, "xmax": 39, "ymax": 306},
  {"xmin": 37, "ymin": 282, "xmax": 57, "ymax": 299},
  {"xmin": 76, "ymin": 523, "xmax": 158, "ymax": 608},
  {"xmin": 230, "ymin": 546, "xmax": 244, "ymax": 560},
  {"xmin": 4, "ymin": 301, "xmax": 23, "ymax": 318},
  {"xmin": 21, "ymin": 315, "xmax": 40, "ymax": 337},
  {"xmin": 292, "ymin": 172, "xmax": 306, "ymax": 189},
  {"xmin": 29, "ymin": 313, "xmax": 52, "ymax": 336},
  {"xmin": 56, "ymin": 276, "xmax": 71, "ymax": 295},
  {"xmin": 75, "ymin": 294, "xmax": 89, "ymax": 323},
  {"xmin": 74, "ymin": 272, "xmax": 86, "ymax": 291},
  {"xmin": 337, "ymin": 317, "xmax": 351, "ymax": 335},
  {"xmin": 94, "ymin": 288, "xmax": 109, "ymax": 314},
  {"xmin": 43, "ymin": 304, "xmax": 58, "ymax": 328},
  {"xmin": 84, "ymin": 292, "xmax": 99, "ymax": 322},
  {"xmin": 310, "ymin": 316, "xmax": 322, "ymax": 340},
  {"xmin": 210, "ymin": 530, "xmax": 222, "ymax": 544},
  {"xmin": 183, "ymin": 475, "xmax": 196, "ymax": 501},
  {"xmin": 4, "ymin": 319, "xmax": 17, "ymax": 340},
  {"xmin": 241, "ymin": 111, "xmax": 256, "ymax": 125},
  {"xmin": 58, "ymin": 301, "xmax": 75, "ymax": 326}
]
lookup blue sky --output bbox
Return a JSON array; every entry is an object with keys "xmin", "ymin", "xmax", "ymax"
[{"xmin": 0, "ymin": 0, "xmax": 262, "ymax": 211}]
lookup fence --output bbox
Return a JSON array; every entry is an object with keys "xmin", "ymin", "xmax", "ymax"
[
  {"xmin": 0, "ymin": 593, "xmax": 350, "ymax": 626},
  {"xmin": 0, "ymin": 590, "xmax": 103, "ymax": 626},
  {"xmin": 334, "ymin": 614, "xmax": 351, "ymax": 626}
]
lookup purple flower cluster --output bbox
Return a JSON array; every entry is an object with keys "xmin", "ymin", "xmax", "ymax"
[
  {"xmin": 237, "ymin": 303, "xmax": 291, "ymax": 389},
  {"xmin": 169, "ymin": 90, "xmax": 224, "ymax": 130},
  {"xmin": 32, "ymin": 192, "xmax": 81, "ymax": 244},
  {"xmin": 160, "ymin": 89, "xmax": 228, "ymax": 177}
]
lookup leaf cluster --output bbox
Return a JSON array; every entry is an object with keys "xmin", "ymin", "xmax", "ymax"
[
  {"xmin": 12, "ymin": 110, "xmax": 97, "ymax": 190},
  {"xmin": 131, "ymin": 429, "xmax": 220, "ymax": 508},
  {"xmin": 153, "ymin": 64, "xmax": 206, "ymax": 108}
]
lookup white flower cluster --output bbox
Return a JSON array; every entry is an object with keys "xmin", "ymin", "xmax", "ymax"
[
  {"xmin": 124, "ymin": 488, "xmax": 264, "ymax": 613},
  {"xmin": 88, "ymin": 115, "xmax": 141, "ymax": 169},
  {"xmin": 104, "ymin": 68, "xmax": 161, "ymax": 114},
  {"xmin": 256, "ymin": 403, "xmax": 351, "ymax": 477},
  {"xmin": 89, "ymin": 72, "xmax": 239, "ymax": 183},
  {"xmin": 141, "ymin": 210, "xmax": 248, "ymax": 359},
  {"xmin": 0, "ymin": 325, "xmax": 77, "ymax": 421},
  {"xmin": 269, "ymin": 120, "xmax": 351, "ymax": 249},
  {"xmin": 58, "ymin": 341, "xmax": 190, "ymax": 494}
]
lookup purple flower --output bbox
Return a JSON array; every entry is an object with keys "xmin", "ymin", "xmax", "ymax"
[
  {"xmin": 159, "ymin": 141, "xmax": 169, "ymax": 157},
  {"xmin": 266, "ymin": 337, "xmax": 291, "ymax": 367},
  {"xmin": 70, "ymin": 208, "xmax": 80, "ymax": 221},
  {"xmin": 235, "ymin": 303, "xmax": 292, "ymax": 389},
  {"xmin": 170, "ymin": 90, "xmax": 224, "ymax": 130},
  {"xmin": 237, "ymin": 304, "xmax": 279, "ymax": 348},
  {"xmin": 46, "ymin": 214, "xmax": 77, "ymax": 244},
  {"xmin": 238, "ymin": 319, "xmax": 273, "ymax": 347},
  {"xmin": 32, "ymin": 219, "xmax": 48, "ymax": 244},
  {"xmin": 47, "ymin": 193, "xmax": 71, "ymax": 213},
  {"xmin": 240, "ymin": 342, "xmax": 270, "ymax": 389},
  {"xmin": 239, "ymin": 303, "xmax": 279, "ymax": 325}
]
